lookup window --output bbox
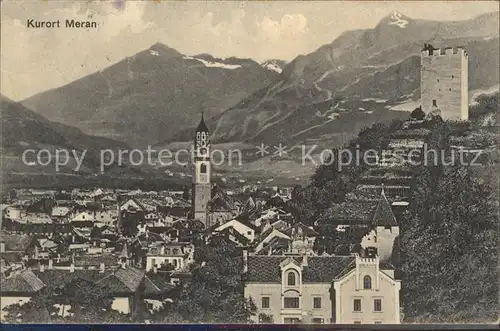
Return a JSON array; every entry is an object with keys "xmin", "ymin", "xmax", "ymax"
[
  {"xmin": 363, "ymin": 275, "xmax": 372, "ymax": 289},
  {"xmin": 437, "ymin": 79, "xmax": 439, "ymax": 82},
  {"xmin": 374, "ymin": 299, "xmax": 382, "ymax": 312},
  {"xmin": 151, "ymin": 258, "xmax": 156, "ymax": 267},
  {"xmin": 311, "ymin": 318, "xmax": 324, "ymax": 324},
  {"xmin": 452, "ymin": 75, "xmax": 454, "ymax": 79},
  {"xmin": 261, "ymin": 297, "xmax": 270, "ymax": 309},
  {"xmin": 200, "ymin": 164, "xmax": 207, "ymax": 174},
  {"xmin": 432, "ymin": 99, "xmax": 437, "ymax": 107},
  {"xmin": 146, "ymin": 302, "xmax": 153, "ymax": 310},
  {"xmin": 284, "ymin": 297, "xmax": 299, "ymax": 309},
  {"xmin": 353, "ymin": 299, "xmax": 361, "ymax": 312},
  {"xmin": 284, "ymin": 318, "xmax": 300, "ymax": 324},
  {"xmin": 287, "ymin": 271, "xmax": 296, "ymax": 286},
  {"xmin": 354, "ymin": 321, "xmax": 361, "ymax": 324},
  {"xmin": 313, "ymin": 297, "xmax": 322, "ymax": 309},
  {"xmin": 375, "ymin": 321, "xmax": 382, "ymax": 324},
  {"xmin": 449, "ymin": 88, "xmax": 452, "ymax": 91}
]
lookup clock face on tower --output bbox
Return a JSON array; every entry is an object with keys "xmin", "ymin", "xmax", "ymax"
[{"xmin": 199, "ymin": 147, "xmax": 208, "ymax": 157}]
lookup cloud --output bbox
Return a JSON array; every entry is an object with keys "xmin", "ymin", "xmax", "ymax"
[
  {"xmin": 257, "ymin": 14, "xmax": 308, "ymax": 42},
  {"xmin": 1, "ymin": 1, "xmax": 155, "ymax": 100}
]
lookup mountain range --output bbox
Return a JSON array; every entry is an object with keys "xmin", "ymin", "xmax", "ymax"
[
  {"xmin": 12, "ymin": 11, "xmax": 500, "ymax": 176},
  {"xmin": 22, "ymin": 44, "xmax": 280, "ymax": 147},
  {"xmin": 1, "ymin": 94, "xmax": 129, "ymax": 176}
]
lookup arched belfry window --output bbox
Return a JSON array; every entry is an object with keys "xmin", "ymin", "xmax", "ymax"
[
  {"xmin": 363, "ymin": 275, "xmax": 372, "ymax": 289},
  {"xmin": 287, "ymin": 271, "xmax": 296, "ymax": 286},
  {"xmin": 200, "ymin": 164, "xmax": 207, "ymax": 174}
]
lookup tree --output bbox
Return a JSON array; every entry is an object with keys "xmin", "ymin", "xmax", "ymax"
[
  {"xmin": 400, "ymin": 163, "xmax": 498, "ymax": 323},
  {"xmin": 410, "ymin": 106, "xmax": 426, "ymax": 120},
  {"xmin": 4, "ymin": 278, "xmax": 131, "ymax": 323},
  {"xmin": 120, "ymin": 210, "xmax": 142, "ymax": 237},
  {"xmin": 153, "ymin": 236, "xmax": 256, "ymax": 323},
  {"xmin": 258, "ymin": 313, "xmax": 274, "ymax": 323}
]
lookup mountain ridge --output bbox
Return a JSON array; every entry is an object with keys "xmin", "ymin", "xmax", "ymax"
[{"xmin": 20, "ymin": 11, "xmax": 499, "ymax": 151}]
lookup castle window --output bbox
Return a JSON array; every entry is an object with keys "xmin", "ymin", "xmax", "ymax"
[
  {"xmin": 287, "ymin": 271, "xmax": 297, "ymax": 286},
  {"xmin": 284, "ymin": 297, "xmax": 299, "ymax": 309},
  {"xmin": 200, "ymin": 164, "xmax": 207, "ymax": 174},
  {"xmin": 432, "ymin": 100, "xmax": 437, "ymax": 107},
  {"xmin": 313, "ymin": 297, "xmax": 322, "ymax": 309},
  {"xmin": 363, "ymin": 275, "xmax": 372, "ymax": 289},
  {"xmin": 374, "ymin": 299, "xmax": 382, "ymax": 312},
  {"xmin": 353, "ymin": 299, "xmax": 362, "ymax": 312},
  {"xmin": 261, "ymin": 296, "xmax": 270, "ymax": 309}
]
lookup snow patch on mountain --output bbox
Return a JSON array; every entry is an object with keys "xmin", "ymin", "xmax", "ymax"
[
  {"xmin": 261, "ymin": 60, "xmax": 283, "ymax": 73},
  {"xmin": 389, "ymin": 11, "xmax": 410, "ymax": 28},
  {"xmin": 149, "ymin": 50, "xmax": 159, "ymax": 56},
  {"xmin": 386, "ymin": 99, "xmax": 420, "ymax": 111},
  {"xmin": 362, "ymin": 98, "xmax": 388, "ymax": 103},
  {"xmin": 183, "ymin": 56, "xmax": 242, "ymax": 70}
]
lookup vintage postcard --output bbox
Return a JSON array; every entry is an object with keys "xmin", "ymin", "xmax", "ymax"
[{"xmin": 0, "ymin": 0, "xmax": 498, "ymax": 326}]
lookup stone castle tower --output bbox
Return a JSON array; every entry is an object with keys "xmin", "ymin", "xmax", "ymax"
[
  {"xmin": 192, "ymin": 113, "xmax": 212, "ymax": 227},
  {"xmin": 421, "ymin": 44, "xmax": 469, "ymax": 120}
]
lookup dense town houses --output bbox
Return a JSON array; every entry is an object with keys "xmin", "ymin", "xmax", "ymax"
[{"xmin": 1, "ymin": 113, "xmax": 409, "ymax": 324}]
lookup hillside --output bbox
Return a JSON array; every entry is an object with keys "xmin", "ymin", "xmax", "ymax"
[
  {"xmin": 1, "ymin": 94, "xmax": 129, "ymax": 177},
  {"xmin": 22, "ymin": 43, "xmax": 280, "ymax": 147},
  {"xmin": 19, "ymin": 11, "xmax": 499, "ymax": 159},
  {"xmin": 169, "ymin": 12, "xmax": 499, "ymax": 149}
]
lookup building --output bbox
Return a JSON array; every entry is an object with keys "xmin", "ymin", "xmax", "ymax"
[
  {"xmin": 145, "ymin": 242, "xmax": 194, "ymax": 272},
  {"xmin": 420, "ymin": 44, "xmax": 469, "ymax": 121},
  {"xmin": 192, "ymin": 112, "xmax": 212, "ymax": 227},
  {"xmin": 0, "ymin": 263, "xmax": 147, "ymax": 320},
  {"xmin": 243, "ymin": 253, "xmax": 401, "ymax": 324}
]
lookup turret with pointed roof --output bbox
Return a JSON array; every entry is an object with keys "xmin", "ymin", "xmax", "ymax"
[
  {"xmin": 371, "ymin": 185, "xmax": 400, "ymax": 262},
  {"xmin": 372, "ymin": 185, "xmax": 398, "ymax": 227},
  {"xmin": 195, "ymin": 111, "xmax": 210, "ymax": 136}
]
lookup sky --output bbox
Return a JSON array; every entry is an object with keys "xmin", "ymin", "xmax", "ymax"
[{"xmin": 1, "ymin": 0, "xmax": 498, "ymax": 101}]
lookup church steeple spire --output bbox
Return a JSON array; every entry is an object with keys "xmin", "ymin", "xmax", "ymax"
[
  {"xmin": 196, "ymin": 110, "xmax": 209, "ymax": 134},
  {"xmin": 192, "ymin": 110, "xmax": 212, "ymax": 228}
]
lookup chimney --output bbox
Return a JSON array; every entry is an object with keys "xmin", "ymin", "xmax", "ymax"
[
  {"xmin": 242, "ymin": 248, "xmax": 248, "ymax": 273},
  {"xmin": 40, "ymin": 263, "xmax": 45, "ymax": 272},
  {"xmin": 100, "ymin": 262, "xmax": 105, "ymax": 273},
  {"xmin": 48, "ymin": 259, "xmax": 53, "ymax": 269}
]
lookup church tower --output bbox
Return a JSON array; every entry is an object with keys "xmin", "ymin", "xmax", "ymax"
[{"xmin": 192, "ymin": 112, "xmax": 212, "ymax": 227}]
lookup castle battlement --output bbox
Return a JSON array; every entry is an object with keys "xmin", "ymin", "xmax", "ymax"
[
  {"xmin": 421, "ymin": 46, "xmax": 467, "ymax": 57},
  {"xmin": 420, "ymin": 44, "xmax": 469, "ymax": 121}
]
